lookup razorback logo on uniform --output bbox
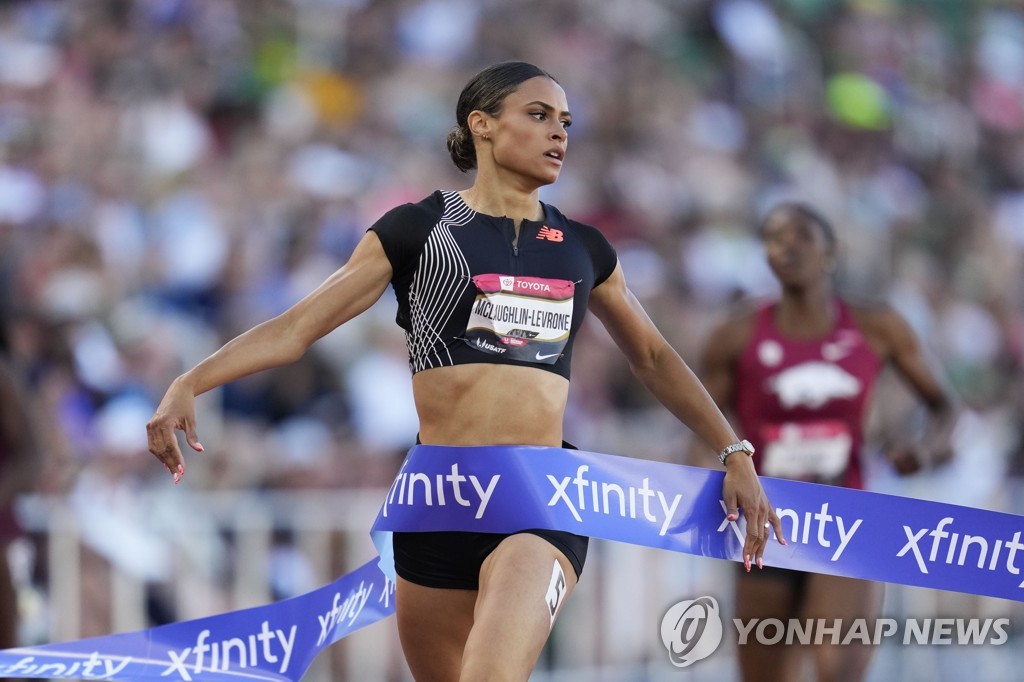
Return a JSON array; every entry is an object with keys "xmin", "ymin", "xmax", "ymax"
[{"xmin": 537, "ymin": 226, "xmax": 564, "ymax": 242}]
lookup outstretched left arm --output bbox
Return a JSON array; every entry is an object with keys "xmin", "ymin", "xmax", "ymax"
[{"xmin": 588, "ymin": 264, "xmax": 784, "ymax": 569}]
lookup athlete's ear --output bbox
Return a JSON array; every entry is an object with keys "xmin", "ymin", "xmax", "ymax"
[{"xmin": 467, "ymin": 110, "xmax": 494, "ymax": 142}]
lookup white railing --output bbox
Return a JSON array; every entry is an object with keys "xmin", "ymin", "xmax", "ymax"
[{"xmin": 11, "ymin": 489, "xmax": 1022, "ymax": 682}]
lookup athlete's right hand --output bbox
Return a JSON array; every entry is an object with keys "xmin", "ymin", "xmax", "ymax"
[{"xmin": 146, "ymin": 377, "xmax": 204, "ymax": 484}]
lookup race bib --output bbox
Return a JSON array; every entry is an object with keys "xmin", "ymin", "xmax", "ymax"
[
  {"xmin": 465, "ymin": 274, "xmax": 575, "ymax": 364},
  {"xmin": 760, "ymin": 421, "xmax": 852, "ymax": 481}
]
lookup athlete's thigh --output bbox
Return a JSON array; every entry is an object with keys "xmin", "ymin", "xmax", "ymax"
[
  {"xmin": 802, "ymin": 573, "xmax": 884, "ymax": 682},
  {"xmin": 463, "ymin": 534, "xmax": 578, "ymax": 680},
  {"xmin": 395, "ymin": 577, "xmax": 477, "ymax": 682},
  {"xmin": 734, "ymin": 567, "xmax": 806, "ymax": 682}
]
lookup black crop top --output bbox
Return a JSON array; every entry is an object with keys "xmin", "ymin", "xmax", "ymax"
[{"xmin": 369, "ymin": 190, "xmax": 618, "ymax": 379}]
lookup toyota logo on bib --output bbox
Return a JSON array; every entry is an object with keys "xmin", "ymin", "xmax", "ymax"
[{"xmin": 659, "ymin": 596, "xmax": 723, "ymax": 667}]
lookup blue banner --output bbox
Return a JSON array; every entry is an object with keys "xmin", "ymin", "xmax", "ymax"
[
  {"xmin": 373, "ymin": 446, "xmax": 1024, "ymax": 601},
  {"xmin": 0, "ymin": 559, "xmax": 395, "ymax": 680},
  {"xmin": 3, "ymin": 444, "xmax": 1023, "ymax": 680}
]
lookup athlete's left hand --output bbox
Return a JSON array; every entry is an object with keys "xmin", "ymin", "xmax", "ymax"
[{"xmin": 722, "ymin": 455, "xmax": 786, "ymax": 571}]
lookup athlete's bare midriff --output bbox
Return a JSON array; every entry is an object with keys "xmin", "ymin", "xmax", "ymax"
[{"xmin": 413, "ymin": 364, "xmax": 568, "ymax": 446}]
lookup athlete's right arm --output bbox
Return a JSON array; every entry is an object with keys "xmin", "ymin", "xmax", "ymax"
[{"xmin": 146, "ymin": 232, "xmax": 394, "ymax": 481}]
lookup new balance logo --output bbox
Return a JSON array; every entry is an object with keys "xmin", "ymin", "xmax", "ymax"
[{"xmin": 537, "ymin": 226, "xmax": 563, "ymax": 242}]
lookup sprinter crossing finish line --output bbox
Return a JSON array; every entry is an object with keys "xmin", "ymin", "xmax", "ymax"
[{"xmin": 2, "ymin": 444, "xmax": 1023, "ymax": 681}]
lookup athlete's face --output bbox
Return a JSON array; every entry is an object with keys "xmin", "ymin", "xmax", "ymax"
[
  {"xmin": 480, "ymin": 77, "xmax": 571, "ymax": 187},
  {"xmin": 761, "ymin": 211, "xmax": 835, "ymax": 289}
]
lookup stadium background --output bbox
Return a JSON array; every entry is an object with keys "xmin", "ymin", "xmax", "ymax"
[{"xmin": 0, "ymin": 0, "xmax": 1022, "ymax": 679}]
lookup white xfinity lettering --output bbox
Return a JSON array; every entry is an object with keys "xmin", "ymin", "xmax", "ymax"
[
  {"xmin": 897, "ymin": 517, "xmax": 1024, "ymax": 586},
  {"xmin": 317, "ymin": 581, "xmax": 374, "ymax": 646},
  {"xmin": 160, "ymin": 621, "xmax": 296, "ymax": 680},
  {"xmin": 383, "ymin": 464, "xmax": 500, "ymax": 520},
  {"xmin": 0, "ymin": 653, "xmax": 131, "ymax": 679},
  {"xmin": 546, "ymin": 465, "xmax": 683, "ymax": 536},
  {"xmin": 719, "ymin": 501, "xmax": 862, "ymax": 561}
]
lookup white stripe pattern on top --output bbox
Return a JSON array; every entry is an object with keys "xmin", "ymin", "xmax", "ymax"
[{"xmin": 406, "ymin": 191, "xmax": 475, "ymax": 372}]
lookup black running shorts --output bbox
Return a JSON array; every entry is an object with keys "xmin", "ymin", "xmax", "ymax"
[
  {"xmin": 393, "ymin": 528, "xmax": 589, "ymax": 590},
  {"xmin": 393, "ymin": 440, "xmax": 589, "ymax": 590}
]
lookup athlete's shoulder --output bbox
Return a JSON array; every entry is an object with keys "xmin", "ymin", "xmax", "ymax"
[
  {"xmin": 841, "ymin": 292, "xmax": 888, "ymax": 312},
  {"xmin": 842, "ymin": 296, "xmax": 917, "ymax": 356},
  {"xmin": 543, "ymin": 203, "xmax": 603, "ymax": 238},
  {"xmin": 842, "ymin": 295, "xmax": 903, "ymax": 329},
  {"xmin": 373, "ymin": 191, "xmax": 447, "ymax": 229},
  {"xmin": 368, "ymin": 191, "xmax": 451, "ymax": 277},
  {"xmin": 723, "ymin": 298, "xmax": 767, "ymax": 326},
  {"xmin": 567, "ymin": 219, "xmax": 611, "ymax": 248},
  {"xmin": 544, "ymin": 204, "xmax": 618, "ymax": 285},
  {"xmin": 704, "ymin": 298, "xmax": 765, "ymax": 356}
]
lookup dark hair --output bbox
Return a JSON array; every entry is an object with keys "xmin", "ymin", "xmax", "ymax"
[
  {"xmin": 758, "ymin": 201, "xmax": 837, "ymax": 252},
  {"xmin": 446, "ymin": 61, "xmax": 557, "ymax": 173}
]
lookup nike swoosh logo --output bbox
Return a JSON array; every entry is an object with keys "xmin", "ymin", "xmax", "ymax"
[{"xmin": 536, "ymin": 352, "xmax": 560, "ymax": 361}]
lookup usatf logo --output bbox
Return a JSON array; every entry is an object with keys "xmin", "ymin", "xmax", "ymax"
[
  {"xmin": 659, "ymin": 596, "xmax": 723, "ymax": 668},
  {"xmin": 537, "ymin": 226, "xmax": 563, "ymax": 242}
]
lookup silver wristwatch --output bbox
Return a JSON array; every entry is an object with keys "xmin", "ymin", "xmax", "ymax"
[{"xmin": 718, "ymin": 439, "xmax": 755, "ymax": 465}]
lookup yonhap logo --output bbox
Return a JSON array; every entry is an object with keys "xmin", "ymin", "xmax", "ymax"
[{"xmin": 659, "ymin": 596, "xmax": 723, "ymax": 667}]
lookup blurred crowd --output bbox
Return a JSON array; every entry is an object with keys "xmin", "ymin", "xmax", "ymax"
[{"xmin": 0, "ymin": 0, "xmax": 1023, "ymax": 642}]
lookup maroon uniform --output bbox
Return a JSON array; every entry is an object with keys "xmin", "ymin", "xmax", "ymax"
[{"xmin": 734, "ymin": 300, "xmax": 882, "ymax": 489}]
